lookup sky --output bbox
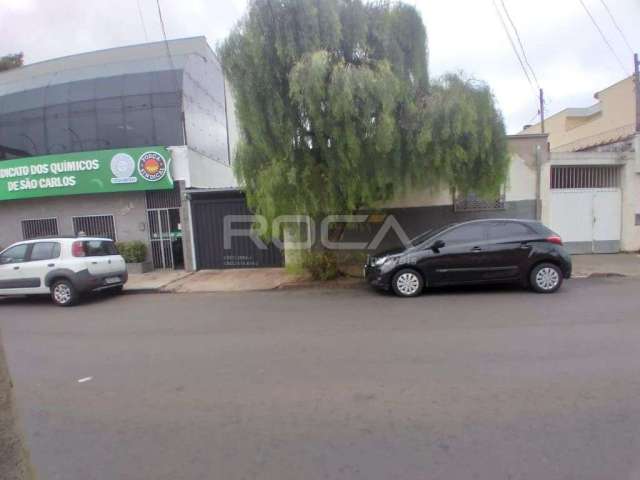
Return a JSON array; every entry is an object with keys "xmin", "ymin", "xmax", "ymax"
[{"xmin": 1, "ymin": 0, "xmax": 638, "ymax": 133}]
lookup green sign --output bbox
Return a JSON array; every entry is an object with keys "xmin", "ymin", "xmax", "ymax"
[{"xmin": 0, "ymin": 146, "xmax": 173, "ymax": 201}]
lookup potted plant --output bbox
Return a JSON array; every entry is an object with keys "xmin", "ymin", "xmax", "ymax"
[{"xmin": 115, "ymin": 241, "xmax": 152, "ymax": 274}]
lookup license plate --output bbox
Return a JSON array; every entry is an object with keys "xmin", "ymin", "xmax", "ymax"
[{"xmin": 105, "ymin": 276, "xmax": 121, "ymax": 284}]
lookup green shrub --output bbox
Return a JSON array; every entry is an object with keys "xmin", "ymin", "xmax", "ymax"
[
  {"xmin": 115, "ymin": 241, "xmax": 148, "ymax": 263},
  {"xmin": 301, "ymin": 250, "xmax": 340, "ymax": 281}
]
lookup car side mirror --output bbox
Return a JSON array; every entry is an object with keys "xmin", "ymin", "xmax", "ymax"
[
  {"xmin": 430, "ymin": 239, "xmax": 445, "ymax": 252},
  {"xmin": 0, "ymin": 257, "xmax": 10, "ymax": 265}
]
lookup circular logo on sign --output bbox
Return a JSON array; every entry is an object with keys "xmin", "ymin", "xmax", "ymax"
[
  {"xmin": 110, "ymin": 153, "xmax": 137, "ymax": 184},
  {"xmin": 138, "ymin": 151, "xmax": 167, "ymax": 182},
  {"xmin": 110, "ymin": 153, "xmax": 135, "ymax": 178}
]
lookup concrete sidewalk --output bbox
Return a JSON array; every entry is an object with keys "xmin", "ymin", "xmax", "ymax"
[
  {"xmin": 166, "ymin": 268, "xmax": 308, "ymax": 293},
  {"xmin": 124, "ymin": 270, "xmax": 192, "ymax": 293},
  {"xmin": 571, "ymin": 253, "xmax": 640, "ymax": 278},
  {"xmin": 125, "ymin": 268, "xmax": 312, "ymax": 293},
  {"xmin": 124, "ymin": 253, "xmax": 640, "ymax": 294}
]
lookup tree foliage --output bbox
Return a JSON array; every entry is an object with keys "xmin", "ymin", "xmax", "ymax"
[
  {"xmin": 219, "ymin": 0, "xmax": 509, "ymax": 234},
  {"xmin": 0, "ymin": 53, "xmax": 23, "ymax": 72}
]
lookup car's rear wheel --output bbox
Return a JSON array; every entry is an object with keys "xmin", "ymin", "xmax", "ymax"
[
  {"xmin": 51, "ymin": 279, "xmax": 79, "ymax": 306},
  {"xmin": 391, "ymin": 269, "xmax": 424, "ymax": 297},
  {"xmin": 530, "ymin": 263, "xmax": 563, "ymax": 293}
]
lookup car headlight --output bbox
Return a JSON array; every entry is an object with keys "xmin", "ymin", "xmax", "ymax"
[{"xmin": 373, "ymin": 256, "xmax": 394, "ymax": 267}]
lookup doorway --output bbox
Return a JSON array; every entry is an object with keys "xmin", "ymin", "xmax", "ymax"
[
  {"xmin": 147, "ymin": 208, "xmax": 183, "ymax": 269},
  {"xmin": 146, "ymin": 187, "xmax": 184, "ymax": 269}
]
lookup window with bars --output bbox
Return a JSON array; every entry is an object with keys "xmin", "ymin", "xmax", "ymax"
[
  {"xmin": 72, "ymin": 215, "xmax": 117, "ymax": 240},
  {"xmin": 21, "ymin": 218, "xmax": 59, "ymax": 240},
  {"xmin": 551, "ymin": 165, "xmax": 620, "ymax": 189},
  {"xmin": 454, "ymin": 192, "xmax": 506, "ymax": 212}
]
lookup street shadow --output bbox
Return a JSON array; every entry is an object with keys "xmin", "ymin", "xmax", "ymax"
[
  {"xmin": 0, "ymin": 291, "xmax": 122, "ymax": 308},
  {"xmin": 370, "ymin": 282, "xmax": 535, "ymax": 298}
]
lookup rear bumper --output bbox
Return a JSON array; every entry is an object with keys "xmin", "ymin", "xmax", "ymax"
[{"xmin": 74, "ymin": 269, "xmax": 128, "ymax": 292}]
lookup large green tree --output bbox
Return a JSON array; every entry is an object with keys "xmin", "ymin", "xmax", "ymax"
[{"xmin": 219, "ymin": 0, "xmax": 508, "ymax": 239}]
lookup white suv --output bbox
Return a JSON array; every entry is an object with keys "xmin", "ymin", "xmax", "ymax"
[{"xmin": 0, "ymin": 237, "xmax": 128, "ymax": 306}]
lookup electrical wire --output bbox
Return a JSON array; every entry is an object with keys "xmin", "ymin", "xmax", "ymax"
[
  {"xmin": 500, "ymin": 0, "xmax": 540, "ymax": 90},
  {"xmin": 137, "ymin": 0, "xmax": 149, "ymax": 42},
  {"xmin": 155, "ymin": 0, "xmax": 180, "ymax": 96},
  {"xmin": 155, "ymin": 0, "xmax": 176, "ymax": 71},
  {"xmin": 578, "ymin": 0, "xmax": 628, "ymax": 75},
  {"xmin": 598, "ymin": 0, "xmax": 634, "ymax": 56},
  {"xmin": 491, "ymin": 0, "xmax": 539, "ymax": 106}
]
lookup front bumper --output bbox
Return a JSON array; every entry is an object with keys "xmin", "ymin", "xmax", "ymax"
[{"xmin": 363, "ymin": 264, "xmax": 392, "ymax": 290}]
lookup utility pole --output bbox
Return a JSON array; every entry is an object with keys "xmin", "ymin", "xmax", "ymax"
[
  {"xmin": 634, "ymin": 53, "xmax": 640, "ymax": 133},
  {"xmin": 539, "ymin": 88, "xmax": 545, "ymax": 134}
]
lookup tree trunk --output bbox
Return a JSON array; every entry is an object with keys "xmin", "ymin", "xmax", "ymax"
[{"xmin": 0, "ymin": 330, "xmax": 35, "ymax": 480}]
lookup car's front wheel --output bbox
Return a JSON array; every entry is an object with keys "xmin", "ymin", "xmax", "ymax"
[
  {"xmin": 391, "ymin": 269, "xmax": 424, "ymax": 297},
  {"xmin": 51, "ymin": 279, "xmax": 79, "ymax": 306},
  {"xmin": 530, "ymin": 263, "xmax": 563, "ymax": 293}
]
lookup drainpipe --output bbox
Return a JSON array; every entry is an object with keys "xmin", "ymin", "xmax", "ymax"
[{"xmin": 535, "ymin": 144, "xmax": 542, "ymax": 221}]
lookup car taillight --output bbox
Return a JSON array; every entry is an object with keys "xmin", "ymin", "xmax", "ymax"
[
  {"xmin": 72, "ymin": 241, "xmax": 85, "ymax": 257},
  {"xmin": 547, "ymin": 235, "xmax": 563, "ymax": 245}
]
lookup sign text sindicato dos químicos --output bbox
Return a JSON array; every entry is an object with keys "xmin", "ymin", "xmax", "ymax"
[{"xmin": 1, "ymin": 159, "xmax": 100, "ymax": 192}]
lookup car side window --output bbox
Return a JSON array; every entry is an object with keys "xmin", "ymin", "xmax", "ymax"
[
  {"xmin": 488, "ymin": 222, "xmax": 535, "ymax": 241},
  {"xmin": 0, "ymin": 244, "xmax": 30, "ymax": 265},
  {"xmin": 29, "ymin": 242, "xmax": 61, "ymax": 261},
  {"xmin": 439, "ymin": 224, "xmax": 487, "ymax": 246}
]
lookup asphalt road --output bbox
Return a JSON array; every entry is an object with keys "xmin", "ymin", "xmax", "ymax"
[{"xmin": 1, "ymin": 278, "xmax": 640, "ymax": 480}]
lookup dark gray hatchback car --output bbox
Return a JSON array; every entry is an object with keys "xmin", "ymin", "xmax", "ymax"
[{"xmin": 364, "ymin": 219, "xmax": 572, "ymax": 297}]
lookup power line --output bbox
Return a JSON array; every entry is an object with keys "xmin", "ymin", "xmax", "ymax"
[
  {"xmin": 136, "ymin": 0, "xmax": 149, "ymax": 42},
  {"xmin": 598, "ymin": 0, "xmax": 634, "ymax": 56},
  {"xmin": 500, "ymin": 0, "xmax": 540, "ymax": 90},
  {"xmin": 155, "ymin": 0, "xmax": 176, "ymax": 71},
  {"xmin": 578, "ymin": 0, "xmax": 628, "ymax": 75},
  {"xmin": 491, "ymin": 0, "xmax": 538, "ymax": 105}
]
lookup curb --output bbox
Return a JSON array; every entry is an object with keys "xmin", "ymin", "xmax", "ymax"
[
  {"xmin": 572, "ymin": 272, "xmax": 629, "ymax": 279},
  {"xmin": 585, "ymin": 272, "xmax": 627, "ymax": 278},
  {"xmin": 277, "ymin": 279, "xmax": 365, "ymax": 291},
  {"xmin": 123, "ymin": 288, "xmax": 166, "ymax": 295}
]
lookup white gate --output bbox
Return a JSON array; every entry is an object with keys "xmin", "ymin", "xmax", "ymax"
[{"xmin": 550, "ymin": 189, "xmax": 621, "ymax": 253}]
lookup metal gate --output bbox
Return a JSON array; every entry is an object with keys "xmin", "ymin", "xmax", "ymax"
[
  {"xmin": 146, "ymin": 188, "xmax": 183, "ymax": 270},
  {"xmin": 549, "ymin": 165, "xmax": 622, "ymax": 254},
  {"xmin": 147, "ymin": 208, "xmax": 183, "ymax": 269},
  {"xmin": 550, "ymin": 189, "xmax": 621, "ymax": 253},
  {"xmin": 190, "ymin": 192, "xmax": 283, "ymax": 269}
]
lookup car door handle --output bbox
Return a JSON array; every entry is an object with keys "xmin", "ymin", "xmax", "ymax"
[
  {"xmin": 47, "ymin": 263, "xmax": 55, "ymax": 267},
  {"xmin": 519, "ymin": 243, "xmax": 530, "ymax": 249},
  {"xmin": 13, "ymin": 266, "xmax": 20, "ymax": 270},
  {"xmin": 471, "ymin": 246, "xmax": 483, "ymax": 252},
  {"xmin": 91, "ymin": 261, "xmax": 98, "ymax": 264}
]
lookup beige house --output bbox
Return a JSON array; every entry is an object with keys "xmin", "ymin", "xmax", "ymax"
[
  {"xmin": 519, "ymin": 75, "xmax": 640, "ymax": 253},
  {"xmin": 521, "ymin": 76, "xmax": 637, "ymax": 152}
]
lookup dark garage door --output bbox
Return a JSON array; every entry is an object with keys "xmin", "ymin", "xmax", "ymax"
[{"xmin": 191, "ymin": 191, "xmax": 284, "ymax": 269}]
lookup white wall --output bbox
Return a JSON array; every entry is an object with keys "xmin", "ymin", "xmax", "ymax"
[
  {"xmin": 169, "ymin": 146, "xmax": 237, "ymax": 190},
  {"xmin": 387, "ymin": 136, "xmax": 541, "ymax": 209}
]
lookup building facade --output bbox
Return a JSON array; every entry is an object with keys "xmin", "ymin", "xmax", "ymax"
[
  {"xmin": 0, "ymin": 37, "xmax": 241, "ymax": 271},
  {"xmin": 521, "ymin": 76, "xmax": 637, "ymax": 153},
  {"xmin": 520, "ymin": 74, "xmax": 640, "ymax": 253}
]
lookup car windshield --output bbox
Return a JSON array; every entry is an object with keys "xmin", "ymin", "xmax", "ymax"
[{"xmin": 410, "ymin": 224, "xmax": 452, "ymax": 247}]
